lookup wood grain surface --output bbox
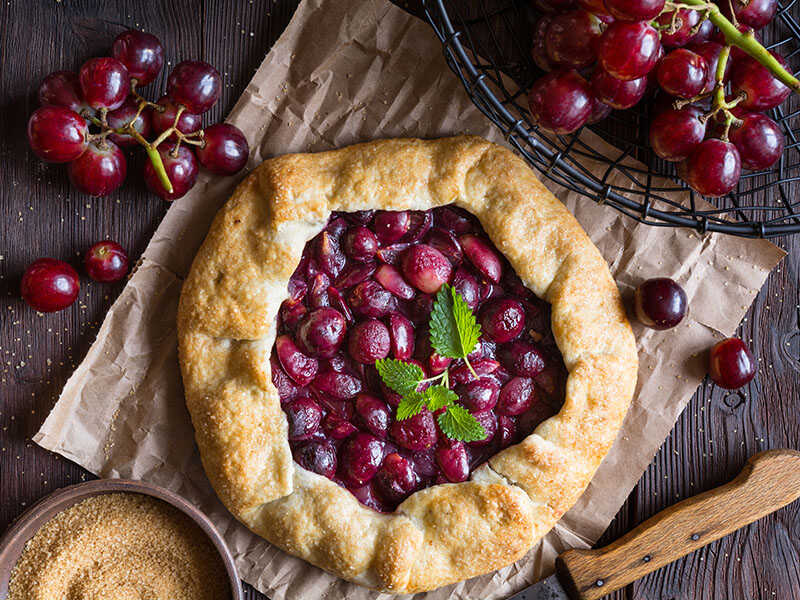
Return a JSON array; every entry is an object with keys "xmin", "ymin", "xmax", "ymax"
[{"xmin": 0, "ymin": 2, "xmax": 798, "ymax": 599}]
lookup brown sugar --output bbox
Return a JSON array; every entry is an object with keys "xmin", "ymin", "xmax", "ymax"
[{"xmin": 7, "ymin": 492, "xmax": 230, "ymax": 600}]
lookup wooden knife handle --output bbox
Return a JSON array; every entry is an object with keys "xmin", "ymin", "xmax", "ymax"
[{"xmin": 556, "ymin": 449, "xmax": 800, "ymax": 600}]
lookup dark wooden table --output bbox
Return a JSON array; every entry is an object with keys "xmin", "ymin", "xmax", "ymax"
[{"xmin": 1, "ymin": 1, "xmax": 798, "ymax": 599}]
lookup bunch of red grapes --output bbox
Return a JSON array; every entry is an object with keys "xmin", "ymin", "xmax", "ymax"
[
  {"xmin": 528, "ymin": 0, "xmax": 796, "ymax": 197},
  {"xmin": 27, "ymin": 30, "xmax": 250, "ymax": 200}
]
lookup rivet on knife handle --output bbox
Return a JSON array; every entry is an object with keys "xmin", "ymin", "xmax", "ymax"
[{"xmin": 555, "ymin": 449, "xmax": 800, "ymax": 600}]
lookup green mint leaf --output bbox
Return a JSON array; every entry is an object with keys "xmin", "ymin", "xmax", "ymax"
[
  {"xmin": 396, "ymin": 392, "xmax": 427, "ymax": 420},
  {"xmin": 424, "ymin": 385, "xmax": 458, "ymax": 412},
  {"xmin": 375, "ymin": 358, "xmax": 424, "ymax": 397},
  {"xmin": 429, "ymin": 284, "xmax": 481, "ymax": 359},
  {"xmin": 437, "ymin": 404, "xmax": 487, "ymax": 443}
]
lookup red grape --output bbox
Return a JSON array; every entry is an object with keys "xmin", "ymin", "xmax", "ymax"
[
  {"xmin": 544, "ymin": 10, "xmax": 604, "ymax": 69},
  {"xmin": 688, "ymin": 41, "xmax": 731, "ymax": 93},
  {"xmin": 21, "ymin": 258, "xmax": 79, "ymax": 312},
  {"xmin": 143, "ymin": 141, "xmax": 199, "ymax": 201},
  {"xmin": 687, "ymin": 19, "xmax": 715, "ymax": 45},
  {"xmin": 634, "ymin": 277, "xmax": 687, "ymax": 329},
  {"xmin": 591, "ymin": 69, "xmax": 647, "ymax": 109},
  {"xmin": 597, "ymin": 21, "xmax": 661, "ymax": 80},
  {"xmin": 604, "ymin": 0, "xmax": 665, "ymax": 21},
  {"xmin": 728, "ymin": 112, "xmax": 785, "ymax": 171},
  {"xmin": 532, "ymin": 17, "xmax": 554, "ymax": 72},
  {"xmin": 84, "ymin": 240, "xmax": 129, "ymax": 282},
  {"xmin": 586, "ymin": 96, "xmax": 613, "ymax": 123},
  {"xmin": 656, "ymin": 9, "xmax": 701, "ymax": 48},
  {"xmin": 78, "ymin": 57, "xmax": 131, "ymax": 111},
  {"xmin": 166, "ymin": 60, "xmax": 222, "ymax": 114},
  {"xmin": 195, "ymin": 123, "xmax": 249, "ymax": 175},
  {"xmin": 151, "ymin": 95, "xmax": 203, "ymax": 137},
  {"xmin": 27, "ymin": 106, "xmax": 88, "ymax": 163},
  {"xmin": 577, "ymin": 0, "xmax": 612, "ymax": 16},
  {"xmin": 683, "ymin": 139, "xmax": 741, "ymax": 197},
  {"xmin": 68, "ymin": 140, "xmax": 127, "ymax": 197},
  {"xmin": 107, "ymin": 97, "xmax": 152, "ymax": 148},
  {"xmin": 649, "ymin": 106, "xmax": 706, "ymax": 162},
  {"xmin": 38, "ymin": 71, "xmax": 89, "ymax": 114},
  {"xmin": 730, "ymin": 51, "xmax": 792, "ymax": 111},
  {"xmin": 708, "ymin": 337, "xmax": 755, "ymax": 389},
  {"xmin": 655, "ymin": 48, "xmax": 708, "ymax": 99},
  {"xmin": 111, "ymin": 30, "xmax": 164, "ymax": 86},
  {"xmin": 719, "ymin": 0, "xmax": 778, "ymax": 30},
  {"xmin": 528, "ymin": 69, "xmax": 593, "ymax": 134}
]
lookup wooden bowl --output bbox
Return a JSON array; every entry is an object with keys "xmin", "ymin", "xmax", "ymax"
[{"xmin": 0, "ymin": 479, "xmax": 242, "ymax": 599}]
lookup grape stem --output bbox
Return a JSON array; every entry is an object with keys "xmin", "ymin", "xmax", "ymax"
[
  {"xmin": 668, "ymin": 0, "xmax": 800, "ymax": 92},
  {"xmin": 701, "ymin": 44, "xmax": 745, "ymax": 139}
]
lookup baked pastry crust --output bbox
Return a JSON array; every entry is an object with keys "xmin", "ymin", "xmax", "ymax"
[{"xmin": 177, "ymin": 135, "xmax": 638, "ymax": 592}]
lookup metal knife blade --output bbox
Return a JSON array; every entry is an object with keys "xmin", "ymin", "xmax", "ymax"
[{"xmin": 507, "ymin": 573, "xmax": 573, "ymax": 600}]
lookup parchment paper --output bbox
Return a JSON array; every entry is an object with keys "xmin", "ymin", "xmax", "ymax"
[{"xmin": 34, "ymin": 0, "xmax": 786, "ymax": 598}]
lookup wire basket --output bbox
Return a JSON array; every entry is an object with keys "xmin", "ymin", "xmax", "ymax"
[{"xmin": 422, "ymin": 0, "xmax": 800, "ymax": 237}]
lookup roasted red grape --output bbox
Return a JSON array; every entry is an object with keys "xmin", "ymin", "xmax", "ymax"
[
  {"xmin": 166, "ymin": 61, "xmax": 222, "ymax": 114},
  {"xmin": 656, "ymin": 8, "xmax": 701, "ymax": 48},
  {"xmin": 544, "ymin": 10, "xmax": 604, "ymax": 69},
  {"xmin": 604, "ymin": 0, "xmax": 665, "ymax": 21},
  {"xmin": 68, "ymin": 140, "xmax": 127, "ymax": 197},
  {"xmin": 655, "ymin": 48, "xmax": 708, "ymax": 99},
  {"xmin": 107, "ymin": 97, "xmax": 152, "ymax": 148},
  {"xmin": 597, "ymin": 21, "xmax": 661, "ymax": 80},
  {"xmin": 151, "ymin": 95, "xmax": 202, "ymax": 137},
  {"xmin": 528, "ymin": 69, "xmax": 592, "ymax": 133},
  {"xmin": 649, "ymin": 106, "xmax": 706, "ymax": 162},
  {"xmin": 111, "ymin": 30, "xmax": 164, "ymax": 86},
  {"xmin": 731, "ymin": 51, "xmax": 792, "ymax": 111},
  {"xmin": 728, "ymin": 112, "xmax": 785, "ymax": 171},
  {"xmin": 143, "ymin": 141, "xmax": 199, "ymax": 201},
  {"xmin": 84, "ymin": 240, "xmax": 129, "ymax": 282},
  {"xmin": 708, "ymin": 337, "xmax": 755, "ymax": 389},
  {"xmin": 683, "ymin": 139, "xmax": 741, "ymax": 197},
  {"xmin": 21, "ymin": 258, "xmax": 80, "ymax": 312},
  {"xmin": 27, "ymin": 106, "xmax": 88, "ymax": 163},
  {"xmin": 38, "ymin": 71, "xmax": 89, "ymax": 114},
  {"xmin": 634, "ymin": 277, "xmax": 687, "ymax": 329},
  {"xmin": 195, "ymin": 123, "xmax": 249, "ymax": 175},
  {"xmin": 591, "ymin": 69, "xmax": 647, "ymax": 109},
  {"xmin": 78, "ymin": 57, "xmax": 130, "ymax": 111}
]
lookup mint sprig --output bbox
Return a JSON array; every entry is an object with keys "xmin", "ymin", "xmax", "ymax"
[{"xmin": 375, "ymin": 284, "xmax": 486, "ymax": 443}]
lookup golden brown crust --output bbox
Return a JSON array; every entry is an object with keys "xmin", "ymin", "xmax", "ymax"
[{"xmin": 177, "ymin": 136, "xmax": 638, "ymax": 592}]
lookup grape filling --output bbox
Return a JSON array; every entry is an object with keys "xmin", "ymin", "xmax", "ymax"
[{"xmin": 271, "ymin": 206, "xmax": 567, "ymax": 512}]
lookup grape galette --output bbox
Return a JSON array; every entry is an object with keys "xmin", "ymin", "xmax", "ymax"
[{"xmin": 178, "ymin": 136, "xmax": 637, "ymax": 593}]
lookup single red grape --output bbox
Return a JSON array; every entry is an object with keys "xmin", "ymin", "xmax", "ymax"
[
  {"xmin": 528, "ymin": 69, "xmax": 593, "ymax": 134},
  {"xmin": 634, "ymin": 277, "xmax": 687, "ymax": 329},
  {"xmin": 719, "ymin": 0, "xmax": 777, "ymax": 30},
  {"xmin": 687, "ymin": 19, "xmax": 715, "ymax": 45},
  {"xmin": 591, "ymin": 68, "xmax": 647, "ymax": 109},
  {"xmin": 687, "ymin": 41, "xmax": 731, "ymax": 93},
  {"xmin": 27, "ymin": 106, "xmax": 88, "ymax": 163},
  {"xmin": 597, "ymin": 21, "xmax": 661, "ymax": 80},
  {"xmin": 649, "ymin": 106, "xmax": 706, "ymax": 162},
  {"xmin": 586, "ymin": 96, "xmax": 613, "ymax": 123},
  {"xmin": 683, "ymin": 139, "xmax": 741, "ymax": 197},
  {"xmin": 544, "ymin": 10, "xmax": 604, "ymax": 70},
  {"xmin": 78, "ymin": 57, "xmax": 131, "ymax": 111},
  {"xmin": 730, "ymin": 51, "xmax": 792, "ymax": 111},
  {"xmin": 728, "ymin": 112, "xmax": 785, "ymax": 171},
  {"xmin": 68, "ymin": 140, "xmax": 127, "ymax": 197},
  {"xmin": 604, "ymin": 0, "xmax": 665, "ymax": 20},
  {"xmin": 708, "ymin": 337, "xmax": 755, "ymax": 389},
  {"xmin": 84, "ymin": 240, "xmax": 129, "ymax": 282},
  {"xmin": 151, "ymin": 95, "xmax": 203, "ymax": 138},
  {"xmin": 166, "ymin": 60, "xmax": 222, "ymax": 114},
  {"xmin": 195, "ymin": 123, "xmax": 249, "ymax": 175},
  {"xmin": 111, "ymin": 30, "xmax": 164, "ymax": 86},
  {"xmin": 531, "ymin": 17, "xmax": 554, "ymax": 72},
  {"xmin": 107, "ymin": 97, "xmax": 152, "ymax": 148},
  {"xmin": 143, "ymin": 141, "xmax": 199, "ymax": 201},
  {"xmin": 656, "ymin": 8, "xmax": 701, "ymax": 48},
  {"xmin": 38, "ymin": 71, "xmax": 89, "ymax": 114},
  {"xmin": 21, "ymin": 258, "xmax": 79, "ymax": 312},
  {"xmin": 656, "ymin": 48, "xmax": 708, "ymax": 99}
]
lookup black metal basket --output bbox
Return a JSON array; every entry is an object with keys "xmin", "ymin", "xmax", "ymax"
[{"xmin": 422, "ymin": 0, "xmax": 800, "ymax": 237}]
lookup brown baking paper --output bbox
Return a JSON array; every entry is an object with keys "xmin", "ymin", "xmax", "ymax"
[{"xmin": 34, "ymin": 0, "xmax": 785, "ymax": 598}]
